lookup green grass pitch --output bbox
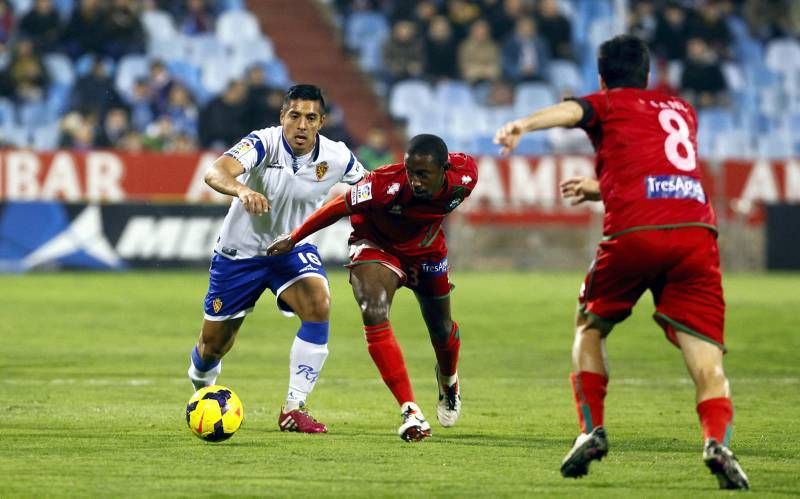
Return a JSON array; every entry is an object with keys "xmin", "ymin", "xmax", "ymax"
[{"xmin": 2, "ymin": 271, "xmax": 799, "ymax": 497}]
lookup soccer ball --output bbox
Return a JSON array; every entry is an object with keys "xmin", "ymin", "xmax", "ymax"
[{"xmin": 185, "ymin": 385, "xmax": 244, "ymax": 442}]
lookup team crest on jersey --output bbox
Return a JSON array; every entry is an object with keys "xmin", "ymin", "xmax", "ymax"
[
  {"xmin": 387, "ymin": 182, "xmax": 401, "ymax": 195},
  {"xmin": 351, "ymin": 182, "xmax": 372, "ymax": 205},
  {"xmin": 314, "ymin": 161, "xmax": 328, "ymax": 181},
  {"xmin": 212, "ymin": 297, "xmax": 223, "ymax": 313},
  {"xmin": 461, "ymin": 175, "xmax": 473, "ymax": 185}
]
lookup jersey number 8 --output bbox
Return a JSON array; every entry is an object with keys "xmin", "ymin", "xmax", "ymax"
[{"xmin": 658, "ymin": 109, "xmax": 696, "ymax": 172}]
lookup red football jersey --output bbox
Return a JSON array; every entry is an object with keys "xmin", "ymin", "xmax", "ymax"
[
  {"xmin": 575, "ymin": 88, "xmax": 716, "ymax": 236},
  {"xmin": 344, "ymin": 152, "xmax": 478, "ymax": 257}
]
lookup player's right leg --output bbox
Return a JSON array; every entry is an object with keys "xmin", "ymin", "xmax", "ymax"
[
  {"xmin": 560, "ymin": 311, "xmax": 611, "ymax": 478},
  {"xmin": 677, "ymin": 331, "xmax": 749, "ymax": 490},
  {"xmin": 187, "ymin": 253, "xmax": 269, "ymax": 391},
  {"xmin": 349, "ymin": 259, "xmax": 431, "ymax": 442},
  {"xmin": 188, "ymin": 318, "xmax": 243, "ymax": 390}
]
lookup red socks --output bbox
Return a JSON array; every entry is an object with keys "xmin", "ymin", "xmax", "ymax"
[
  {"xmin": 364, "ymin": 321, "xmax": 414, "ymax": 406},
  {"xmin": 697, "ymin": 397, "xmax": 733, "ymax": 444},
  {"xmin": 430, "ymin": 322, "xmax": 461, "ymax": 377},
  {"xmin": 570, "ymin": 371, "xmax": 608, "ymax": 433}
]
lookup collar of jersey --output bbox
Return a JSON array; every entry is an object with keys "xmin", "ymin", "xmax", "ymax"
[{"xmin": 281, "ymin": 132, "xmax": 321, "ymax": 172}]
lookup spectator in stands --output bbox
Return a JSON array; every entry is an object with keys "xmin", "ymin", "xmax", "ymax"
[
  {"xmin": 687, "ymin": 0, "xmax": 732, "ymax": 59},
  {"xmin": 484, "ymin": 0, "xmax": 529, "ymax": 42},
  {"xmin": 63, "ymin": 0, "xmax": 108, "ymax": 60},
  {"xmin": 628, "ymin": 0, "xmax": 657, "ymax": 45},
  {"xmin": 651, "ymin": 1, "xmax": 689, "ymax": 61},
  {"xmin": 143, "ymin": 114, "xmax": 178, "ymax": 151},
  {"xmin": 69, "ymin": 56, "xmax": 125, "ymax": 118},
  {"xmin": 382, "ymin": 20, "xmax": 425, "ymax": 84},
  {"xmin": 148, "ymin": 59, "xmax": 174, "ymax": 114},
  {"xmin": 445, "ymin": 0, "xmax": 483, "ymax": 40},
  {"xmin": 105, "ymin": 0, "xmax": 146, "ymax": 60},
  {"xmin": 0, "ymin": 0, "xmax": 12, "ymax": 45},
  {"xmin": 320, "ymin": 102, "xmax": 356, "ymax": 148},
  {"xmin": 126, "ymin": 76, "xmax": 157, "ymax": 131},
  {"xmin": 180, "ymin": 0, "xmax": 214, "ymax": 35},
  {"xmin": 356, "ymin": 126, "xmax": 394, "ymax": 171},
  {"xmin": 457, "ymin": 19, "xmax": 501, "ymax": 84},
  {"xmin": 118, "ymin": 129, "xmax": 144, "ymax": 152},
  {"xmin": 95, "ymin": 106, "xmax": 131, "ymax": 147},
  {"xmin": 743, "ymin": 0, "xmax": 798, "ymax": 40},
  {"xmin": 425, "ymin": 15, "xmax": 458, "ymax": 81},
  {"xmin": 170, "ymin": 132, "xmax": 198, "ymax": 152},
  {"xmin": 6, "ymin": 38, "xmax": 49, "ymax": 103},
  {"xmin": 535, "ymin": 0, "xmax": 573, "ymax": 60},
  {"xmin": 164, "ymin": 82, "xmax": 198, "ymax": 137},
  {"xmin": 59, "ymin": 111, "xmax": 96, "ymax": 150},
  {"xmin": 483, "ymin": 79, "xmax": 514, "ymax": 107},
  {"xmin": 680, "ymin": 37, "xmax": 728, "ymax": 109},
  {"xmin": 18, "ymin": 0, "xmax": 61, "ymax": 53},
  {"xmin": 243, "ymin": 63, "xmax": 282, "ymax": 131},
  {"xmin": 198, "ymin": 79, "xmax": 248, "ymax": 149},
  {"xmin": 501, "ymin": 16, "xmax": 549, "ymax": 83}
]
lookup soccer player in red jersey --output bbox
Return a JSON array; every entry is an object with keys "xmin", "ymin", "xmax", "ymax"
[
  {"xmin": 495, "ymin": 35, "xmax": 749, "ymax": 489},
  {"xmin": 268, "ymin": 134, "xmax": 478, "ymax": 442}
]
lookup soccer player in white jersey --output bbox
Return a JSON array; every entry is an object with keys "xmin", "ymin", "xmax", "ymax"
[{"xmin": 186, "ymin": 85, "xmax": 366, "ymax": 433}]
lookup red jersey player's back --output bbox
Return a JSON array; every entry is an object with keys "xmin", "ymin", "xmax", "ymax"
[
  {"xmin": 345, "ymin": 152, "xmax": 478, "ymax": 257},
  {"xmin": 576, "ymin": 88, "xmax": 716, "ymax": 237}
]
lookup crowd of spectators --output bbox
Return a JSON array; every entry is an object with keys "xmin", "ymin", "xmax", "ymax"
[
  {"xmin": 0, "ymin": 0, "xmax": 328, "ymax": 152},
  {"xmin": 337, "ymin": 0, "xmax": 800, "ymax": 112}
]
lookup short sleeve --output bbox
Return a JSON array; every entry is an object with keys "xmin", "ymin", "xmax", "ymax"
[
  {"xmin": 341, "ymin": 151, "xmax": 366, "ymax": 185},
  {"xmin": 565, "ymin": 91, "xmax": 608, "ymax": 129},
  {"xmin": 345, "ymin": 174, "xmax": 376, "ymax": 214},
  {"xmin": 223, "ymin": 132, "xmax": 267, "ymax": 172}
]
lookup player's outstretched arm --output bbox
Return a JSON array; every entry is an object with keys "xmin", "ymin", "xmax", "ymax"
[
  {"xmin": 560, "ymin": 176, "xmax": 601, "ymax": 204},
  {"xmin": 205, "ymin": 156, "xmax": 270, "ymax": 215},
  {"xmin": 494, "ymin": 100, "xmax": 585, "ymax": 155},
  {"xmin": 267, "ymin": 194, "xmax": 351, "ymax": 256}
]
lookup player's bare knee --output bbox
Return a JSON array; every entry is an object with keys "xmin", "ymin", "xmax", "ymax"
[
  {"xmin": 359, "ymin": 298, "xmax": 390, "ymax": 325},
  {"xmin": 428, "ymin": 319, "xmax": 453, "ymax": 342}
]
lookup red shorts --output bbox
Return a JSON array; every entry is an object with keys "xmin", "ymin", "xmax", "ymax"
[
  {"xmin": 579, "ymin": 227, "xmax": 725, "ymax": 351},
  {"xmin": 346, "ymin": 239, "xmax": 452, "ymax": 298}
]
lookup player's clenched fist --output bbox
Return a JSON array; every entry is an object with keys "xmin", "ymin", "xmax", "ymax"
[
  {"xmin": 493, "ymin": 120, "xmax": 523, "ymax": 155},
  {"xmin": 560, "ymin": 176, "xmax": 601, "ymax": 205},
  {"xmin": 267, "ymin": 234, "xmax": 295, "ymax": 256},
  {"xmin": 237, "ymin": 187, "xmax": 270, "ymax": 214}
]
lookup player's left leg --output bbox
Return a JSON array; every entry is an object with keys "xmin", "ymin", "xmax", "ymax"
[
  {"xmin": 677, "ymin": 332, "xmax": 749, "ymax": 490},
  {"xmin": 276, "ymin": 276, "xmax": 331, "ymax": 433},
  {"xmin": 416, "ymin": 293, "xmax": 461, "ymax": 428}
]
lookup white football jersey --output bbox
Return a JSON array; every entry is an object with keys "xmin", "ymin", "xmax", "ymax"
[{"xmin": 214, "ymin": 127, "xmax": 365, "ymax": 259}]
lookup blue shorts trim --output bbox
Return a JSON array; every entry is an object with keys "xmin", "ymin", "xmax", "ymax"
[{"xmin": 203, "ymin": 243, "xmax": 328, "ymax": 320}]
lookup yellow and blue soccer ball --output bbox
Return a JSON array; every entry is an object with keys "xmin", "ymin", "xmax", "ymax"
[{"xmin": 185, "ymin": 385, "xmax": 244, "ymax": 442}]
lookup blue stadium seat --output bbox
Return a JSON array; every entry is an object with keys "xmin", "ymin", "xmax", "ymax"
[
  {"xmin": 757, "ymin": 133, "xmax": 793, "ymax": 159},
  {"xmin": 167, "ymin": 60, "xmax": 203, "ymax": 99},
  {"xmin": 546, "ymin": 60, "xmax": 584, "ymax": 95},
  {"xmin": 185, "ymin": 34, "xmax": 228, "ymax": 67},
  {"xmin": 201, "ymin": 55, "xmax": 240, "ymax": 95},
  {"xmin": 9, "ymin": 0, "xmax": 32, "ymax": 15},
  {"xmin": 46, "ymin": 83, "xmax": 71, "ymax": 118},
  {"xmin": 435, "ymin": 81, "xmax": 476, "ymax": 108},
  {"xmin": 514, "ymin": 82, "xmax": 556, "ymax": 114},
  {"xmin": 515, "ymin": 133, "xmax": 551, "ymax": 155},
  {"xmin": 115, "ymin": 54, "xmax": 150, "ymax": 98},
  {"xmin": 147, "ymin": 34, "xmax": 190, "ymax": 63},
  {"xmin": 698, "ymin": 108, "xmax": 736, "ymax": 133},
  {"xmin": 228, "ymin": 36, "xmax": 275, "ymax": 75},
  {"xmin": 389, "ymin": 80, "xmax": 433, "ymax": 120},
  {"xmin": 43, "ymin": 53, "xmax": 75, "ymax": 87},
  {"xmin": 0, "ymin": 97, "xmax": 15, "ymax": 128},
  {"xmin": 32, "ymin": 123, "xmax": 60, "ymax": 150},
  {"xmin": 52, "ymin": 0, "xmax": 74, "ymax": 20},
  {"xmin": 713, "ymin": 130, "xmax": 754, "ymax": 159},
  {"xmin": 358, "ymin": 37, "xmax": 386, "ymax": 74},
  {"xmin": 345, "ymin": 11, "xmax": 389, "ymax": 52},
  {"xmin": 217, "ymin": 0, "xmax": 245, "ymax": 11},
  {"xmin": 262, "ymin": 59, "xmax": 292, "ymax": 88},
  {"xmin": 765, "ymin": 38, "xmax": 800, "ymax": 77},
  {"xmin": 216, "ymin": 9, "xmax": 261, "ymax": 44},
  {"xmin": 4, "ymin": 126, "xmax": 31, "ymax": 148},
  {"xmin": 75, "ymin": 54, "xmax": 115, "ymax": 77},
  {"xmin": 141, "ymin": 9, "xmax": 177, "ymax": 43},
  {"xmin": 18, "ymin": 101, "xmax": 50, "ymax": 128}
]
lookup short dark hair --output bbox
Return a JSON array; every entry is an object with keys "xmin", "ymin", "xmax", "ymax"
[
  {"xmin": 598, "ymin": 35, "xmax": 650, "ymax": 89},
  {"xmin": 282, "ymin": 84, "xmax": 326, "ymax": 113},
  {"xmin": 406, "ymin": 134, "xmax": 448, "ymax": 167}
]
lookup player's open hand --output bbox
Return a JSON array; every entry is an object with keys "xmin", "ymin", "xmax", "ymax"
[
  {"xmin": 493, "ymin": 120, "xmax": 523, "ymax": 155},
  {"xmin": 560, "ymin": 176, "xmax": 601, "ymax": 205},
  {"xmin": 267, "ymin": 234, "xmax": 295, "ymax": 256},
  {"xmin": 238, "ymin": 187, "xmax": 269, "ymax": 215}
]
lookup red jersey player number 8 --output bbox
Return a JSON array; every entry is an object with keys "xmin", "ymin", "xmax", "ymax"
[{"xmin": 658, "ymin": 109, "xmax": 696, "ymax": 172}]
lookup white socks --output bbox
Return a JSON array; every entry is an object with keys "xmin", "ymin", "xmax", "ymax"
[{"xmin": 286, "ymin": 335, "xmax": 328, "ymax": 410}]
